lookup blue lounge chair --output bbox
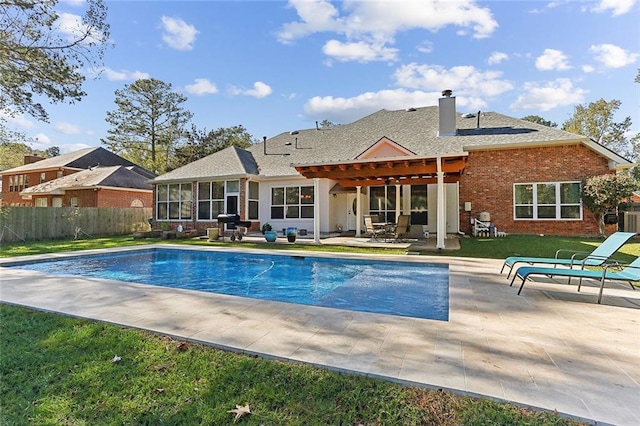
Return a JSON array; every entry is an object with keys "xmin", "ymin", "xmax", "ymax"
[
  {"xmin": 511, "ymin": 257, "xmax": 640, "ymax": 303},
  {"xmin": 500, "ymin": 232, "xmax": 637, "ymax": 278}
]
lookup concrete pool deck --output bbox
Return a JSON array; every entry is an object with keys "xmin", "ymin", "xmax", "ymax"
[{"xmin": 1, "ymin": 244, "xmax": 638, "ymax": 425}]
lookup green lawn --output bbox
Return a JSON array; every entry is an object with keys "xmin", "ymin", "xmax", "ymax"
[
  {"xmin": 1, "ymin": 233, "xmax": 638, "ymax": 261},
  {"xmin": 1, "ymin": 305, "xmax": 584, "ymax": 425},
  {"xmin": 2, "ymin": 233, "xmax": 633, "ymax": 425}
]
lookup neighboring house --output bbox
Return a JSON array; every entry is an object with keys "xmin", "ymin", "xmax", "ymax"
[
  {"xmin": 150, "ymin": 91, "xmax": 631, "ymax": 246},
  {"xmin": 0, "ymin": 147, "xmax": 155, "ymax": 208}
]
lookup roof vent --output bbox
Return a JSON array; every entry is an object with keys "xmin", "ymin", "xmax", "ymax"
[
  {"xmin": 289, "ymin": 130, "xmax": 299, "ymax": 135},
  {"xmin": 406, "ymin": 107, "xmax": 416, "ymax": 112},
  {"xmin": 442, "ymin": 89, "xmax": 453, "ymax": 97},
  {"xmin": 461, "ymin": 113, "xmax": 475, "ymax": 118}
]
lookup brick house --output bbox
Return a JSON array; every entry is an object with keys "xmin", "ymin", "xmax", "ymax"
[
  {"xmin": 1, "ymin": 147, "xmax": 155, "ymax": 208},
  {"xmin": 150, "ymin": 91, "xmax": 631, "ymax": 246}
]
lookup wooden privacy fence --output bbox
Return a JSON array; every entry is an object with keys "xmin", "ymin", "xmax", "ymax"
[{"xmin": 0, "ymin": 207, "xmax": 153, "ymax": 243}]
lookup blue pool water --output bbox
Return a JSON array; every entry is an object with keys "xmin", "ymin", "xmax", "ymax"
[{"xmin": 4, "ymin": 248, "xmax": 449, "ymax": 320}]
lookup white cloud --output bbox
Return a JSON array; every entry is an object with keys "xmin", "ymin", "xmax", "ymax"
[
  {"xmin": 31, "ymin": 133, "xmax": 52, "ymax": 146},
  {"xmin": 278, "ymin": 0, "xmax": 498, "ymax": 62},
  {"xmin": 535, "ymin": 49, "xmax": 571, "ymax": 71},
  {"xmin": 510, "ymin": 78, "xmax": 587, "ymax": 111},
  {"xmin": 488, "ymin": 51, "xmax": 508, "ymax": 65},
  {"xmin": 582, "ymin": 64, "xmax": 596, "ymax": 73},
  {"xmin": 304, "ymin": 88, "xmax": 490, "ymax": 124},
  {"xmin": 53, "ymin": 122, "xmax": 83, "ymax": 135},
  {"xmin": 416, "ymin": 40, "xmax": 434, "ymax": 54},
  {"xmin": 88, "ymin": 67, "xmax": 150, "ymax": 81},
  {"xmin": 185, "ymin": 78, "xmax": 218, "ymax": 95},
  {"xmin": 393, "ymin": 63, "xmax": 514, "ymax": 97},
  {"xmin": 0, "ymin": 109, "xmax": 34, "ymax": 129},
  {"xmin": 57, "ymin": 12, "xmax": 105, "ymax": 45},
  {"xmin": 230, "ymin": 82, "xmax": 273, "ymax": 98},
  {"xmin": 245, "ymin": 82, "xmax": 272, "ymax": 98},
  {"xmin": 61, "ymin": 0, "xmax": 86, "ymax": 6},
  {"xmin": 589, "ymin": 43, "xmax": 639, "ymax": 68},
  {"xmin": 304, "ymin": 89, "xmax": 438, "ymax": 123},
  {"xmin": 160, "ymin": 16, "xmax": 198, "ymax": 51},
  {"xmin": 591, "ymin": 0, "xmax": 636, "ymax": 16},
  {"xmin": 322, "ymin": 40, "xmax": 398, "ymax": 62}
]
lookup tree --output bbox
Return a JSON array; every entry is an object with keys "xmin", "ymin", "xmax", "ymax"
[
  {"xmin": 0, "ymin": 141, "xmax": 30, "ymax": 170},
  {"xmin": 582, "ymin": 174, "xmax": 637, "ymax": 235},
  {"xmin": 0, "ymin": 0, "xmax": 110, "ymax": 122},
  {"xmin": 102, "ymin": 79, "xmax": 193, "ymax": 174},
  {"xmin": 0, "ymin": 141, "xmax": 60, "ymax": 170},
  {"xmin": 0, "ymin": 125, "xmax": 26, "ymax": 145},
  {"xmin": 169, "ymin": 124, "xmax": 254, "ymax": 170},
  {"xmin": 562, "ymin": 99, "xmax": 636, "ymax": 160},
  {"xmin": 521, "ymin": 115, "xmax": 557, "ymax": 128},
  {"xmin": 319, "ymin": 119, "xmax": 334, "ymax": 128}
]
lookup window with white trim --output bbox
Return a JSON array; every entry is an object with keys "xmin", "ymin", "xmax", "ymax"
[
  {"xmin": 156, "ymin": 183, "xmax": 192, "ymax": 220},
  {"xmin": 248, "ymin": 181, "xmax": 259, "ymax": 220},
  {"xmin": 369, "ymin": 185, "xmax": 401, "ymax": 223},
  {"xmin": 197, "ymin": 181, "xmax": 225, "ymax": 220},
  {"xmin": 514, "ymin": 181, "xmax": 581, "ymax": 220},
  {"xmin": 270, "ymin": 185, "xmax": 314, "ymax": 219}
]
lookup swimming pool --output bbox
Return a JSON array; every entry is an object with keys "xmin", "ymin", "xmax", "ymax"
[{"xmin": 3, "ymin": 248, "xmax": 449, "ymax": 321}]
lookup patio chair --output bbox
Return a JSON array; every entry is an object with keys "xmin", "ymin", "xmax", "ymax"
[
  {"xmin": 364, "ymin": 215, "xmax": 388, "ymax": 241},
  {"xmin": 510, "ymin": 256, "xmax": 640, "ymax": 304},
  {"xmin": 391, "ymin": 214, "xmax": 411, "ymax": 242},
  {"xmin": 500, "ymin": 231, "xmax": 637, "ymax": 278}
]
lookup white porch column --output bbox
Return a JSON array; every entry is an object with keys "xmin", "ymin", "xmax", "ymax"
[
  {"xmin": 313, "ymin": 178, "xmax": 321, "ymax": 244},
  {"xmin": 436, "ymin": 158, "xmax": 446, "ymax": 249},
  {"xmin": 395, "ymin": 182, "xmax": 401, "ymax": 221},
  {"xmin": 356, "ymin": 185, "xmax": 362, "ymax": 237}
]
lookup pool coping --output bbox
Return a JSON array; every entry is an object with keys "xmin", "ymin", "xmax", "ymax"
[{"xmin": 1, "ymin": 244, "xmax": 639, "ymax": 425}]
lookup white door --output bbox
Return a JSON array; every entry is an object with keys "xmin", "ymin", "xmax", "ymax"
[{"xmin": 347, "ymin": 194, "xmax": 357, "ymax": 231}]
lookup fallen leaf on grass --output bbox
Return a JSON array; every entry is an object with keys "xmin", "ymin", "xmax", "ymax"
[
  {"xmin": 227, "ymin": 403, "xmax": 251, "ymax": 422},
  {"xmin": 111, "ymin": 355, "xmax": 122, "ymax": 363}
]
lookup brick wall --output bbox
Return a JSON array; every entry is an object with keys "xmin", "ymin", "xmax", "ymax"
[
  {"xmin": 2, "ymin": 169, "xmax": 74, "ymax": 206},
  {"xmin": 94, "ymin": 188, "xmax": 152, "ymax": 208},
  {"xmin": 459, "ymin": 144, "xmax": 614, "ymax": 236}
]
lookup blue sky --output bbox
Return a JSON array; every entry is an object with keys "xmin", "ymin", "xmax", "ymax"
[{"xmin": 6, "ymin": 0, "xmax": 640, "ymax": 155}]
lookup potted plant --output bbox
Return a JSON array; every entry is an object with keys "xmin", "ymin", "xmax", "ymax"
[
  {"xmin": 286, "ymin": 227, "xmax": 297, "ymax": 243},
  {"xmin": 261, "ymin": 222, "xmax": 272, "ymax": 234},
  {"xmin": 264, "ymin": 230, "xmax": 277, "ymax": 242}
]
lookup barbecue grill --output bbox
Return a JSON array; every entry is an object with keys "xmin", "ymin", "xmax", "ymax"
[{"xmin": 217, "ymin": 214, "xmax": 252, "ymax": 241}]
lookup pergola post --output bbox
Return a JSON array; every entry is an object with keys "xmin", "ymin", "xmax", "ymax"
[
  {"xmin": 356, "ymin": 185, "xmax": 362, "ymax": 237},
  {"xmin": 395, "ymin": 182, "xmax": 401, "ymax": 222},
  {"xmin": 313, "ymin": 178, "xmax": 320, "ymax": 244},
  {"xmin": 436, "ymin": 157, "xmax": 446, "ymax": 249}
]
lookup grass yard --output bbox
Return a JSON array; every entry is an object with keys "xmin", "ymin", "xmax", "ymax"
[
  {"xmin": 0, "ymin": 305, "xmax": 584, "ymax": 425},
  {"xmin": 1, "ymin": 233, "xmax": 638, "ymax": 261}
]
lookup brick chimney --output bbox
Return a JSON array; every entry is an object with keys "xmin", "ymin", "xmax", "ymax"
[
  {"xmin": 24, "ymin": 155, "xmax": 44, "ymax": 165},
  {"xmin": 437, "ymin": 89, "xmax": 457, "ymax": 137}
]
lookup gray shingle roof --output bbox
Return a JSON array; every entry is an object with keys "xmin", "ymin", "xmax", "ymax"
[
  {"xmin": 151, "ymin": 145, "xmax": 259, "ymax": 183},
  {"xmin": 1, "ymin": 147, "xmax": 144, "ymax": 174},
  {"xmin": 21, "ymin": 165, "xmax": 153, "ymax": 195},
  {"xmin": 152, "ymin": 104, "xmax": 618, "ymax": 182}
]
